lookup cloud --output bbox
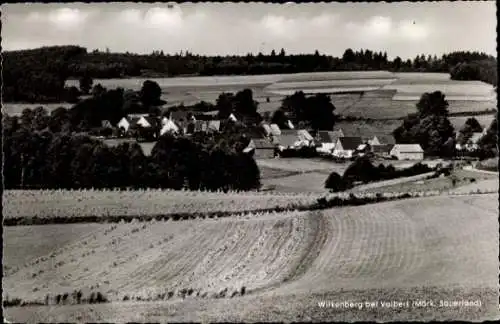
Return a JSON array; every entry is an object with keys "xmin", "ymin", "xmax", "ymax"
[
  {"xmin": 2, "ymin": 2, "xmax": 495, "ymax": 58},
  {"xmin": 144, "ymin": 6, "xmax": 183, "ymax": 30},
  {"xmin": 26, "ymin": 8, "xmax": 91, "ymax": 29}
]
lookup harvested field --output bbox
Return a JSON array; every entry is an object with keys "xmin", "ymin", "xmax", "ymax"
[
  {"xmin": 3, "ymin": 190, "xmax": 320, "ymax": 221},
  {"xmin": 4, "ymin": 194, "xmax": 499, "ymax": 322},
  {"xmin": 449, "ymin": 114, "xmax": 495, "ymax": 131},
  {"xmin": 2, "ymin": 103, "xmax": 74, "ymax": 116}
]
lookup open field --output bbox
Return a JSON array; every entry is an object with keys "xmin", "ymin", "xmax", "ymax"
[
  {"xmin": 2, "ymin": 103, "xmax": 75, "ymax": 116},
  {"xmin": 449, "ymin": 114, "xmax": 496, "ymax": 130},
  {"xmin": 352, "ymin": 169, "xmax": 498, "ymax": 194},
  {"xmin": 4, "ymin": 193, "xmax": 499, "ymax": 322},
  {"xmin": 6, "ymin": 71, "xmax": 495, "ymax": 118},
  {"xmin": 3, "ymin": 190, "xmax": 320, "ymax": 221}
]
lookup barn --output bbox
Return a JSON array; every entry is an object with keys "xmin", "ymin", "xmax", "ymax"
[{"xmin": 390, "ymin": 144, "xmax": 424, "ymax": 160}]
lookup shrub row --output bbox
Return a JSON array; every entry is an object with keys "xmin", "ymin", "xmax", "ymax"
[
  {"xmin": 4, "ymin": 189, "xmax": 496, "ymax": 226},
  {"xmin": 3, "ymin": 290, "xmax": 108, "ymax": 308}
]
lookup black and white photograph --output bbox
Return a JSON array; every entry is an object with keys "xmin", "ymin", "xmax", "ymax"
[{"xmin": 2, "ymin": 1, "xmax": 499, "ymax": 322}]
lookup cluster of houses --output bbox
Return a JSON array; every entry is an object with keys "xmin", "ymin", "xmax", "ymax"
[
  {"xmin": 112, "ymin": 111, "xmax": 425, "ymax": 161},
  {"xmin": 116, "ymin": 111, "xmax": 224, "ymax": 138},
  {"xmin": 246, "ymin": 123, "xmax": 425, "ymax": 161},
  {"xmin": 455, "ymin": 128, "xmax": 488, "ymax": 152}
]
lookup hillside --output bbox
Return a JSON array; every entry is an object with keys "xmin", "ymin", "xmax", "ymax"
[{"xmin": 4, "ymin": 193, "xmax": 499, "ymax": 322}]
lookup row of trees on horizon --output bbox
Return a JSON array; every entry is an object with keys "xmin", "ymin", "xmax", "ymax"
[{"xmin": 3, "ymin": 45, "xmax": 497, "ymax": 103}]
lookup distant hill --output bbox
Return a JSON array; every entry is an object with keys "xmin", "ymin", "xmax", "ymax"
[{"xmin": 3, "ymin": 46, "xmax": 496, "ymax": 103}]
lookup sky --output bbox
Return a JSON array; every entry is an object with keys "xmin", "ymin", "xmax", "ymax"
[{"xmin": 2, "ymin": 2, "xmax": 497, "ymax": 59}]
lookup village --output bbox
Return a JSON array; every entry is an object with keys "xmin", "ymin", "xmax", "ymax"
[{"xmin": 111, "ymin": 109, "xmax": 488, "ymax": 162}]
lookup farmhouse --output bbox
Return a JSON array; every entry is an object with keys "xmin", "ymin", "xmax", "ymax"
[
  {"xmin": 117, "ymin": 116, "xmax": 140, "ymax": 132},
  {"xmin": 390, "ymin": 144, "xmax": 424, "ymax": 160},
  {"xmin": 160, "ymin": 117, "xmax": 180, "ymax": 135},
  {"xmin": 270, "ymin": 124, "xmax": 282, "ymax": 136},
  {"xmin": 136, "ymin": 116, "xmax": 160, "ymax": 129},
  {"xmin": 456, "ymin": 132, "xmax": 484, "ymax": 151},
  {"xmin": 244, "ymin": 138, "xmax": 276, "ymax": 159},
  {"xmin": 207, "ymin": 120, "xmax": 221, "ymax": 132},
  {"xmin": 277, "ymin": 129, "xmax": 314, "ymax": 151},
  {"xmin": 332, "ymin": 137, "xmax": 363, "ymax": 158},
  {"xmin": 316, "ymin": 130, "xmax": 343, "ymax": 154},
  {"xmin": 368, "ymin": 134, "xmax": 395, "ymax": 146}
]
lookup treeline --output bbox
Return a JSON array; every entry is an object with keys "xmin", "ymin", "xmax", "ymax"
[
  {"xmin": 325, "ymin": 158, "xmax": 435, "ymax": 192},
  {"xmin": 4, "ymin": 46, "xmax": 496, "ymax": 102},
  {"xmin": 3, "ymin": 112, "xmax": 260, "ymax": 191},
  {"xmin": 392, "ymin": 90, "xmax": 498, "ymax": 158}
]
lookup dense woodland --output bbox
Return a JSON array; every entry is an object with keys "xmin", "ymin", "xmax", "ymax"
[
  {"xmin": 3, "ymin": 107, "xmax": 260, "ymax": 191},
  {"xmin": 3, "ymin": 46, "xmax": 497, "ymax": 102}
]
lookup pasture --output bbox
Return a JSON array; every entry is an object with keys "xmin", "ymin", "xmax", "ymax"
[
  {"xmin": 4, "ymin": 193, "xmax": 499, "ymax": 322},
  {"xmin": 352, "ymin": 169, "xmax": 499, "ymax": 194}
]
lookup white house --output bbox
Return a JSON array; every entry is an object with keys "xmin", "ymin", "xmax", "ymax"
[
  {"xmin": 316, "ymin": 130, "xmax": 343, "ymax": 154},
  {"xmin": 117, "ymin": 116, "xmax": 140, "ymax": 132},
  {"xmin": 332, "ymin": 137, "xmax": 364, "ymax": 158},
  {"xmin": 269, "ymin": 124, "xmax": 281, "ymax": 137},
  {"xmin": 390, "ymin": 144, "xmax": 424, "ymax": 160},
  {"xmin": 160, "ymin": 117, "xmax": 180, "ymax": 135},
  {"xmin": 228, "ymin": 113, "xmax": 237, "ymax": 122}
]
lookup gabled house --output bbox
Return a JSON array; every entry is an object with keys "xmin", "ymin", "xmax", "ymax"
[
  {"xmin": 136, "ymin": 116, "xmax": 160, "ymax": 129},
  {"xmin": 456, "ymin": 132, "xmax": 484, "ymax": 151},
  {"xmin": 269, "ymin": 124, "xmax": 281, "ymax": 137},
  {"xmin": 368, "ymin": 135, "xmax": 396, "ymax": 146},
  {"xmin": 207, "ymin": 120, "xmax": 221, "ymax": 132},
  {"xmin": 228, "ymin": 113, "xmax": 238, "ymax": 122},
  {"xmin": 244, "ymin": 138, "xmax": 276, "ymax": 159},
  {"xmin": 390, "ymin": 144, "xmax": 424, "ymax": 160},
  {"xmin": 316, "ymin": 131, "xmax": 341, "ymax": 154},
  {"xmin": 261, "ymin": 123, "xmax": 272, "ymax": 137},
  {"xmin": 277, "ymin": 129, "xmax": 313, "ymax": 151},
  {"xmin": 117, "ymin": 116, "xmax": 140, "ymax": 132},
  {"xmin": 101, "ymin": 120, "xmax": 113, "ymax": 128},
  {"xmin": 160, "ymin": 117, "xmax": 180, "ymax": 135},
  {"xmin": 332, "ymin": 137, "xmax": 364, "ymax": 159}
]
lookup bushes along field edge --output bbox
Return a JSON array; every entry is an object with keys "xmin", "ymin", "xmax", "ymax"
[{"xmin": 3, "ymin": 188, "xmax": 496, "ymax": 226}]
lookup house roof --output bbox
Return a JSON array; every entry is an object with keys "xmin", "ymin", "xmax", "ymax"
[
  {"xmin": 337, "ymin": 137, "xmax": 363, "ymax": 150},
  {"xmin": 391, "ymin": 144, "xmax": 424, "ymax": 153},
  {"xmin": 469, "ymin": 132, "xmax": 483, "ymax": 143},
  {"xmin": 317, "ymin": 131, "xmax": 340, "ymax": 143},
  {"xmin": 253, "ymin": 138, "xmax": 275, "ymax": 149},
  {"xmin": 373, "ymin": 144, "xmax": 394, "ymax": 153},
  {"xmin": 269, "ymin": 124, "xmax": 281, "ymax": 136},
  {"xmin": 208, "ymin": 120, "xmax": 221, "ymax": 131},
  {"xmin": 261, "ymin": 123, "xmax": 272, "ymax": 136},
  {"xmin": 143, "ymin": 116, "xmax": 160, "ymax": 128},
  {"xmin": 168, "ymin": 110, "xmax": 190, "ymax": 122},
  {"xmin": 278, "ymin": 134, "xmax": 300, "ymax": 148},
  {"xmin": 297, "ymin": 129, "xmax": 314, "ymax": 141}
]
